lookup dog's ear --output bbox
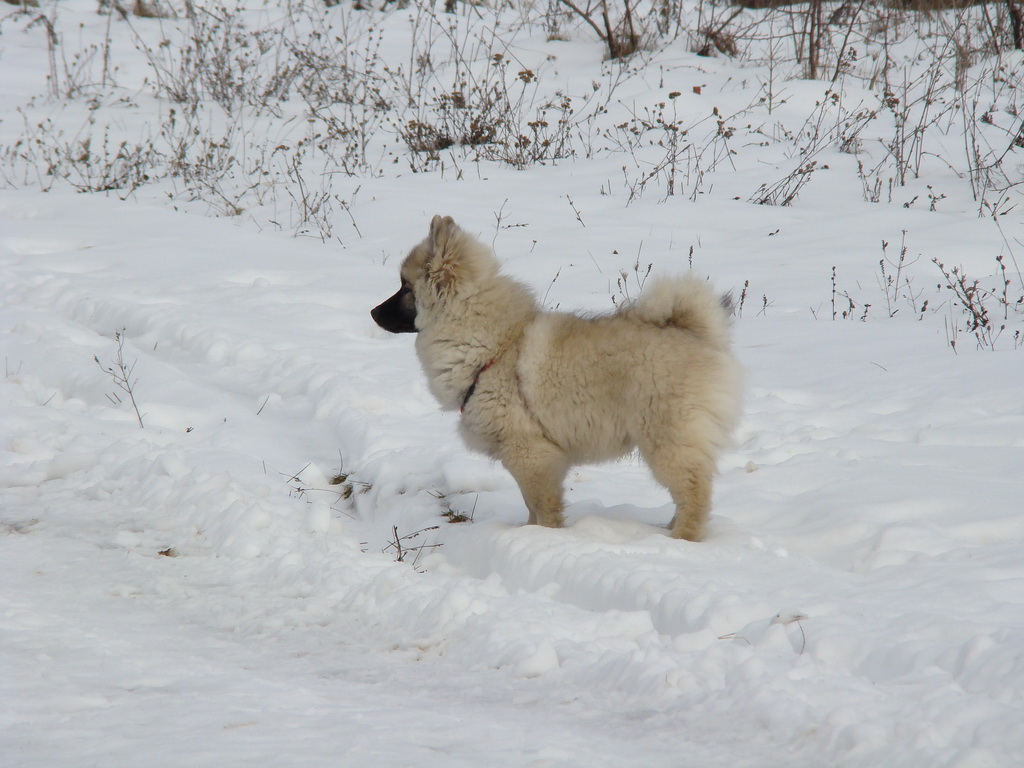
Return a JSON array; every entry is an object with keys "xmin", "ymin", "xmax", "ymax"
[
  {"xmin": 430, "ymin": 215, "xmax": 456, "ymax": 247},
  {"xmin": 426, "ymin": 215, "xmax": 461, "ymax": 296}
]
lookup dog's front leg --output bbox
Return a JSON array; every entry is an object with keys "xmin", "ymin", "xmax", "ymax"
[{"xmin": 501, "ymin": 445, "xmax": 567, "ymax": 529}]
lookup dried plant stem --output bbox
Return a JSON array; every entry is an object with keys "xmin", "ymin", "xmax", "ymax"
[{"xmin": 94, "ymin": 329, "xmax": 145, "ymax": 428}]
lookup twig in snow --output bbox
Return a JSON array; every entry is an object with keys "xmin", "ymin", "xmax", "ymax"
[
  {"xmin": 384, "ymin": 524, "xmax": 441, "ymax": 568},
  {"xmin": 94, "ymin": 329, "xmax": 145, "ymax": 428}
]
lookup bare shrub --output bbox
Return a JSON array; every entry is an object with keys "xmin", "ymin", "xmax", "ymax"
[
  {"xmin": 6, "ymin": 111, "xmax": 159, "ymax": 195},
  {"xmin": 751, "ymin": 89, "xmax": 877, "ymax": 206},
  {"xmin": 556, "ymin": 0, "xmax": 643, "ymax": 59},
  {"xmin": 934, "ymin": 254, "xmax": 1024, "ymax": 351},
  {"xmin": 878, "ymin": 230, "xmax": 926, "ymax": 318},
  {"xmin": 387, "ymin": 13, "xmax": 585, "ymax": 171}
]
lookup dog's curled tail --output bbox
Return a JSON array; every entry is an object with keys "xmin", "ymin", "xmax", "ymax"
[{"xmin": 627, "ymin": 274, "xmax": 734, "ymax": 349}]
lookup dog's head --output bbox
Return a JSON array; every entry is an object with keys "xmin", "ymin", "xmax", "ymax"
[{"xmin": 371, "ymin": 215, "xmax": 497, "ymax": 334}]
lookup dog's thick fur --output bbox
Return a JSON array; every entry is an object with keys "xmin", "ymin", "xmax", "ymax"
[{"xmin": 371, "ymin": 215, "xmax": 742, "ymax": 540}]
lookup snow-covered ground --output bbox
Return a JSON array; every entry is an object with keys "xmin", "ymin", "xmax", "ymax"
[{"xmin": 2, "ymin": 1, "xmax": 1024, "ymax": 766}]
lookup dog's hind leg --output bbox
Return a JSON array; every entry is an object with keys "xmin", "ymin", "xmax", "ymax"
[
  {"xmin": 501, "ymin": 445, "xmax": 567, "ymax": 529},
  {"xmin": 639, "ymin": 439, "xmax": 715, "ymax": 542},
  {"xmin": 667, "ymin": 465, "xmax": 713, "ymax": 541}
]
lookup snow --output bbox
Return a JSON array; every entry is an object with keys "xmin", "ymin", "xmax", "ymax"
[{"xmin": 2, "ymin": 1, "xmax": 1024, "ymax": 766}]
